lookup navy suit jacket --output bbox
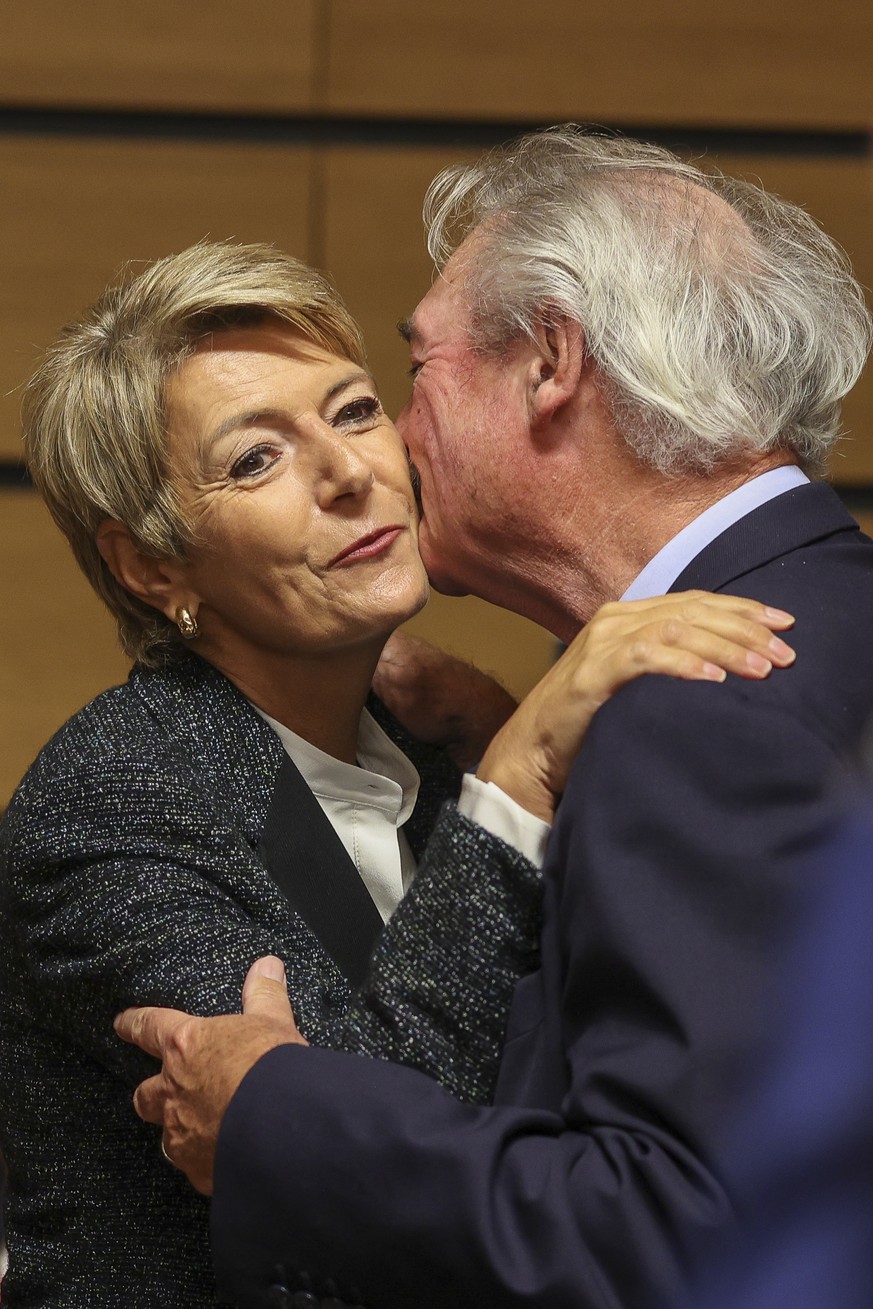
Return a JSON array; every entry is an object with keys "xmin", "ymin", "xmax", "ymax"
[
  {"xmin": 0, "ymin": 654, "xmax": 541, "ymax": 1308},
  {"xmin": 211, "ymin": 482, "xmax": 873, "ymax": 1309},
  {"xmin": 691, "ymin": 803, "xmax": 873, "ymax": 1309}
]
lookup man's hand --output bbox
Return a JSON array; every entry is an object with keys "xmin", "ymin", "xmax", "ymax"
[
  {"xmin": 373, "ymin": 630, "xmax": 518, "ymax": 770},
  {"xmin": 114, "ymin": 956, "xmax": 306, "ymax": 1195}
]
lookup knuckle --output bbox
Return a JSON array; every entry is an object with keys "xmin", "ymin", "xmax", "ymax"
[
  {"xmin": 659, "ymin": 619, "xmax": 685, "ymax": 645},
  {"xmin": 628, "ymin": 637, "xmax": 654, "ymax": 664}
]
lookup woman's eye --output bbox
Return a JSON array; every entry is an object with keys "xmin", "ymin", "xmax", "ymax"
[
  {"xmin": 334, "ymin": 395, "xmax": 382, "ymax": 428},
  {"xmin": 229, "ymin": 444, "xmax": 279, "ymax": 480}
]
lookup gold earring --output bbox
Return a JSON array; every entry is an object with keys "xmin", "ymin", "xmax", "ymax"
[{"xmin": 175, "ymin": 607, "xmax": 198, "ymax": 640}]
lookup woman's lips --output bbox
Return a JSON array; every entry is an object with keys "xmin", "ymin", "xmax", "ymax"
[{"xmin": 329, "ymin": 526, "xmax": 405, "ymax": 567}]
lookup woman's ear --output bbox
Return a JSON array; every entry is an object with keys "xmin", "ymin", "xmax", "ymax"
[
  {"xmin": 96, "ymin": 520, "xmax": 191, "ymax": 621},
  {"xmin": 528, "ymin": 311, "xmax": 588, "ymax": 431}
]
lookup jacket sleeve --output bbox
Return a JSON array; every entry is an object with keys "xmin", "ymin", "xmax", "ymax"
[
  {"xmin": 3, "ymin": 746, "xmax": 540, "ymax": 1104},
  {"xmin": 211, "ymin": 676, "xmax": 853, "ymax": 1309},
  {"xmin": 332, "ymin": 691, "xmax": 545, "ymax": 1105},
  {"xmin": 328, "ymin": 802, "xmax": 543, "ymax": 1104},
  {"xmin": 1, "ymin": 755, "xmax": 312, "ymax": 1090}
]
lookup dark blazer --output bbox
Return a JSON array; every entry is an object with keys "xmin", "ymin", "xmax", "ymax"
[
  {"xmin": 210, "ymin": 481, "xmax": 873, "ymax": 1309},
  {"xmin": 692, "ymin": 802, "xmax": 873, "ymax": 1309},
  {"xmin": 0, "ymin": 653, "xmax": 542, "ymax": 1309}
]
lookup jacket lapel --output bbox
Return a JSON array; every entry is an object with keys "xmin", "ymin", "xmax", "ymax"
[
  {"xmin": 129, "ymin": 654, "xmax": 382, "ymax": 986},
  {"xmin": 670, "ymin": 481, "xmax": 862, "ymax": 593},
  {"xmin": 256, "ymin": 756, "xmax": 383, "ymax": 987}
]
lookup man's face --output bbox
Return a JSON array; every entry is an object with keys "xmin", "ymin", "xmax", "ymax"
[{"xmin": 396, "ymin": 246, "xmax": 531, "ymax": 598}]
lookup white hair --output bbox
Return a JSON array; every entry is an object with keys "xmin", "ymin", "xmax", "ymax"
[{"xmin": 424, "ymin": 127, "xmax": 872, "ymax": 476}]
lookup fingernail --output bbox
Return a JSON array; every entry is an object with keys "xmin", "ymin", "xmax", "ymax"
[
  {"xmin": 764, "ymin": 607, "xmax": 795, "ymax": 624},
  {"xmin": 701, "ymin": 663, "xmax": 727, "ymax": 682},
  {"xmin": 254, "ymin": 956, "xmax": 286, "ymax": 984},
  {"xmin": 768, "ymin": 637, "xmax": 796, "ymax": 663},
  {"xmin": 746, "ymin": 652, "xmax": 773, "ymax": 675}
]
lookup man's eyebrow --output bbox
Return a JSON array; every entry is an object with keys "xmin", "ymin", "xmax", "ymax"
[
  {"xmin": 204, "ymin": 372, "xmax": 374, "ymax": 450},
  {"xmin": 397, "ymin": 318, "xmax": 420, "ymax": 345}
]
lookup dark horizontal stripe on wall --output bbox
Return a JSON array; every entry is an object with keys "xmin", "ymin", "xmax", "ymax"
[
  {"xmin": 1, "ymin": 460, "xmax": 872, "ymax": 510},
  {"xmin": 836, "ymin": 484, "xmax": 873, "ymax": 515},
  {"xmin": 0, "ymin": 462, "xmax": 31, "ymax": 488},
  {"xmin": 0, "ymin": 105, "xmax": 869, "ymax": 158}
]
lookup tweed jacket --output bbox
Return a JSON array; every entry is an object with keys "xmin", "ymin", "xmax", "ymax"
[{"xmin": 0, "ymin": 653, "xmax": 542, "ymax": 1309}]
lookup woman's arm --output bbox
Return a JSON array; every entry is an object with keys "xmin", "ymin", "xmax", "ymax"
[{"xmin": 332, "ymin": 592, "xmax": 795, "ymax": 1100}]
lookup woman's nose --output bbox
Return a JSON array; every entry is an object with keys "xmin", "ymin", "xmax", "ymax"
[{"xmin": 314, "ymin": 430, "xmax": 375, "ymax": 505}]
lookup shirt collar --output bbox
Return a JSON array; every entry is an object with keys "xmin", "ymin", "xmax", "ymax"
[
  {"xmin": 621, "ymin": 465, "xmax": 810, "ymax": 602},
  {"xmin": 252, "ymin": 705, "xmax": 420, "ymax": 825}
]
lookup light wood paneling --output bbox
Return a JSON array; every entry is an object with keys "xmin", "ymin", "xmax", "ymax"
[
  {"xmin": 853, "ymin": 509, "xmax": 873, "ymax": 538},
  {"xmin": 0, "ymin": 492, "xmax": 130, "ymax": 807},
  {"xmin": 404, "ymin": 595, "xmax": 558, "ymax": 705},
  {"xmin": 0, "ymin": 136, "xmax": 314, "ymax": 457},
  {"xmin": 1, "ymin": 0, "xmax": 318, "ymax": 112},
  {"xmin": 326, "ymin": 0, "xmax": 873, "ymax": 129},
  {"xmin": 320, "ymin": 146, "xmax": 478, "ymax": 419}
]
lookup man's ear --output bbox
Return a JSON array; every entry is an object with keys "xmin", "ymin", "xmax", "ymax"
[
  {"xmin": 527, "ymin": 311, "xmax": 588, "ymax": 431},
  {"xmin": 96, "ymin": 519, "xmax": 193, "ymax": 622}
]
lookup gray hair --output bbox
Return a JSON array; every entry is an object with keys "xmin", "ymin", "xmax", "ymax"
[
  {"xmin": 23, "ymin": 241, "xmax": 366, "ymax": 666},
  {"xmin": 424, "ymin": 127, "xmax": 872, "ymax": 476}
]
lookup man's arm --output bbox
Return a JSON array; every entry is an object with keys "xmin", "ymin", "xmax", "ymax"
[{"xmin": 124, "ymin": 675, "xmax": 846, "ymax": 1308}]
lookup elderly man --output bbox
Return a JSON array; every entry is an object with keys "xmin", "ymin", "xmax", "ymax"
[{"xmin": 118, "ymin": 128, "xmax": 873, "ymax": 1308}]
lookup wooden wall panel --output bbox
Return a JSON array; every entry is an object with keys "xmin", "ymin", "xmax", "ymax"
[
  {"xmin": 854, "ymin": 509, "xmax": 873, "ymax": 538},
  {"xmin": 0, "ymin": 492, "xmax": 129, "ymax": 807},
  {"xmin": 0, "ymin": 136, "xmax": 314, "ymax": 458},
  {"xmin": 325, "ymin": 0, "xmax": 873, "ymax": 129},
  {"xmin": 1, "ymin": 0, "xmax": 318, "ymax": 112},
  {"xmin": 320, "ymin": 146, "xmax": 476, "ymax": 419}
]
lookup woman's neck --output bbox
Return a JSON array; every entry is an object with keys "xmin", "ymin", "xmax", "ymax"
[{"xmin": 200, "ymin": 639, "xmax": 384, "ymax": 765}]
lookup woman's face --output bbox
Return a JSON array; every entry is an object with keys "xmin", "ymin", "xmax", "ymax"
[{"xmin": 162, "ymin": 322, "xmax": 429, "ymax": 663}]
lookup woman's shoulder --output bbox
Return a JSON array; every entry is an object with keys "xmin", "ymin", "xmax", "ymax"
[
  {"xmin": 16, "ymin": 665, "xmax": 178, "ymax": 785},
  {"xmin": 4, "ymin": 655, "xmax": 280, "ymax": 833}
]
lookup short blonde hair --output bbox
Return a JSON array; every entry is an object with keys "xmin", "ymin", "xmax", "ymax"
[{"xmin": 23, "ymin": 241, "xmax": 367, "ymax": 666}]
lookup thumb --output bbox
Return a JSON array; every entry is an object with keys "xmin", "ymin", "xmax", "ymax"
[{"xmin": 241, "ymin": 955, "xmax": 293, "ymax": 1020}]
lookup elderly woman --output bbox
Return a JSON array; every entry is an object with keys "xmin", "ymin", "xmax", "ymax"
[{"xmin": 0, "ymin": 241, "xmax": 792, "ymax": 1308}]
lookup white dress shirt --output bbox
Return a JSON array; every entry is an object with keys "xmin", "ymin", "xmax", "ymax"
[{"xmin": 255, "ymin": 706, "xmax": 550, "ymax": 922}]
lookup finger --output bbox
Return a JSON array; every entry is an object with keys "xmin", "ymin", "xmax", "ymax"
[
  {"xmin": 627, "ymin": 628, "xmax": 779, "ymax": 681},
  {"xmin": 242, "ymin": 958, "xmax": 297, "ymax": 1024},
  {"xmin": 616, "ymin": 592, "xmax": 795, "ymax": 629},
  {"xmin": 114, "ymin": 1005, "xmax": 190, "ymax": 1059},
  {"xmin": 132, "ymin": 1073, "xmax": 168, "ymax": 1125},
  {"xmin": 648, "ymin": 613, "xmax": 796, "ymax": 668},
  {"xmin": 245, "ymin": 954, "xmax": 286, "ymax": 986}
]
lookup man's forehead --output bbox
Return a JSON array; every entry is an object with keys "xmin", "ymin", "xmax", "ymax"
[{"xmin": 399, "ymin": 261, "xmax": 467, "ymax": 347}]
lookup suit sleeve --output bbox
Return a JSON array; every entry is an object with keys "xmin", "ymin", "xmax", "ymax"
[{"xmin": 211, "ymin": 676, "xmax": 851, "ymax": 1309}]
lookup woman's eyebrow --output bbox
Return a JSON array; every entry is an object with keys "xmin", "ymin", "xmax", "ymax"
[
  {"xmin": 204, "ymin": 407, "xmax": 289, "ymax": 451},
  {"xmin": 203, "ymin": 373, "xmax": 375, "ymax": 451},
  {"xmin": 322, "ymin": 370, "xmax": 374, "ymax": 404}
]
